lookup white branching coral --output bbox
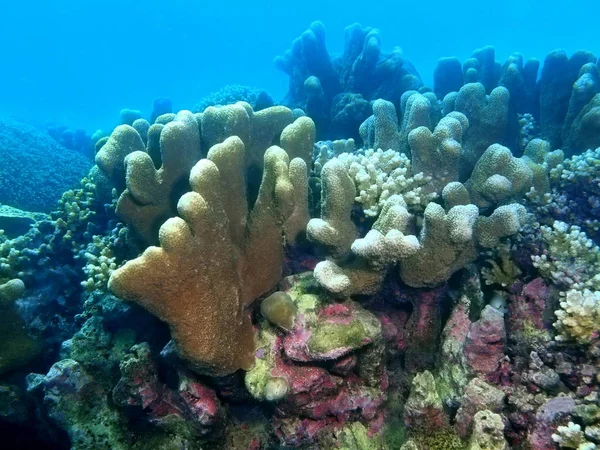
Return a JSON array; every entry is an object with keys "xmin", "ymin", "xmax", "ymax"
[
  {"xmin": 80, "ymin": 235, "xmax": 120, "ymax": 292},
  {"xmin": 552, "ymin": 422, "xmax": 597, "ymax": 450},
  {"xmin": 550, "ymin": 147, "xmax": 600, "ymax": 186},
  {"xmin": 532, "ymin": 221, "xmax": 600, "ymax": 291},
  {"xmin": 554, "ymin": 289, "xmax": 600, "ymax": 344},
  {"xmin": 530, "ymin": 221, "xmax": 600, "ymax": 344},
  {"xmin": 334, "ymin": 148, "xmax": 435, "ymax": 217}
]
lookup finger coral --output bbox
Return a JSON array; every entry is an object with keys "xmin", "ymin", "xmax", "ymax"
[
  {"xmin": 465, "ymin": 143, "xmax": 534, "ymax": 209},
  {"xmin": 310, "ymin": 172, "xmax": 527, "ymax": 291},
  {"xmin": 96, "ymin": 103, "xmax": 310, "ymax": 246},
  {"xmin": 112, "ymin": 111, "xmax": 202, "ymax": 246},
  {"xmin": 109, "ymin": 137, "xmax": 309, "ymax": 376},
  {"xmin": 276, "ymin": 21, "xmax": 422, "ymax": 139},
  {"xmin": 408, "ymin": 111, "xmax": 469, "ymax": 194},
  {"xmin": 446, "ymin": 83, "xmax": 510, "ymax": 176}
]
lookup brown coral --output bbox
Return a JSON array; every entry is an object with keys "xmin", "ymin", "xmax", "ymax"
[{"xmin": 109, "ymin": 136, "xmax": 309, "ymax": 376}]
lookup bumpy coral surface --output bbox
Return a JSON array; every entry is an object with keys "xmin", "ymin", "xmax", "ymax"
[
  {"xmin": 0, "ymin": 117, "xmax": 92, "ymax": 212},
  {"xmin": 110, "ymin": 137, "xmax": 308, "ymax": 376}
]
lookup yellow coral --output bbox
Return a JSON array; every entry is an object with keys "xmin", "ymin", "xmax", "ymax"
[{"xmin": 554, "ymin": 289, "xmax": 600, "ymax": 344}]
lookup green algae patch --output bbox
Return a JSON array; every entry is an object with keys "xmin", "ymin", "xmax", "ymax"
[
  {"xmin": 410, "ymin": 426, "xmax": 464, "ymax": 450},
  {"xmin": 338, "ymin": 421, "xmax": 386, "ymax": 450},
  {"xmin": 244, "ymin": 325, "xmax": 277, "ymax": 401},
  {"xmin": 308, "ymin": 320, "xmax": 368, "ymax": 354},
  {"xmin": 296, "ymin": 293, "xmax": 320, "ymax": 314},
  {"xmin": 0, "ymin": 307, "xmax": 40, "ymax": 375},
  {"xmin": 520, "ymin": 319, "xmax": 552, "ymax": 346},
  {"xmin": 307, "ymin": 303, "xmax": 382, "ymax": 357}
]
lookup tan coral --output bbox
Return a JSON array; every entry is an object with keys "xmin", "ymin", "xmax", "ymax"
[
  {"xmin": 521, "ymin": 138, "xmax": 564, "ymax": 194},
  {"xmin": 312, "ymin": 260, "xmax": 384, "ymax": 298},
  {"xmin": 467, "ymin": 410, "xmax": 508, "ymax": 450},
  {"xmin": 95, "ymin": 124, "xmax": 146, "ymax": 189},
  {"xmin": 279, "ymin": 115, "xmax": 316, "ymax": 167},
  {"xmin": 306, "ymin": 159, "xmax": 358, "ymax": 259},
  {"xmin": 200, "ymin": 101, "xmax": 295, "ymax": 173},
  {"xmin": 399, "ymin": 203, "xmax": 480, "ymax": 287},
  {"xmin": 465, "ymin": 143, "xmax": 533, "ymax": 209},
  {"xmin": 116, "ymin": 111, "xmax": 202, "ymax": 245},
  {"xmin": 409, "ymin": 111, "xmax": 469, "ymax": 194},
  {"xmin": 97, "ymin": 103, "xmax": 311, "ymax": 247},
  {"xmin": 310, "ymin": 169, "xmax": 526, "ymax": 292},
  {"xmin": 109, "ymin": 136, "xmax": 308, "ymax": 376}
]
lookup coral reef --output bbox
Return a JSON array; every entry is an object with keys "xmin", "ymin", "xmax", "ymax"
[
  {"xmin": 2, "ymin": 21, "xmax": 600, "ymax": 450},
  {"xmin": 0, "ymin": 117, "xmax": 92, "ymax": 212},
  {"xmin": 435, "ymin": 47, "xmax": 600, "ymax": 157},
  {"xmin": 245, "ymin": 274, "xmax": 388, "ymax": 446},
  {"xmin": 542, "ymin": 147, "xmax": 600, "ymax": 241},
  {"xmin": 0, "ymin": 278, "xmax": 40, "ymax": 375},
  {"xmin": 47, "ymin": 124, "xmax": 95, "ymax": 158}
]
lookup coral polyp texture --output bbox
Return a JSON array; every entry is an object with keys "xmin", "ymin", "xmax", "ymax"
[
  {"xmin": 2, "ymin": 20, "xmax": 600, "ymax": 450},
  {"xmin": 109, "ymin": 131, "xmax": 311, "ymax": 375}
]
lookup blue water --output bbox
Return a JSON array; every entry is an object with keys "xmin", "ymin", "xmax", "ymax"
[{"xmin": 1, "ymin": 0, "xmax": 597, "ymax": 132}]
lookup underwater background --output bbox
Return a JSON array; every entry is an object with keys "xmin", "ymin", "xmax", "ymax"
[
  {"xmin": 1, "ymin": 0, "xmax": 598, "ymax": 132},
  {"xmin": 1, "ymin": 0, "xmax": 600, "ymax": 449}
]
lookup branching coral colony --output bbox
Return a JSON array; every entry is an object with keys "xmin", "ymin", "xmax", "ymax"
[{"xmin": 1, "ymin": 21, "xmax": 600, "ymax": 450}]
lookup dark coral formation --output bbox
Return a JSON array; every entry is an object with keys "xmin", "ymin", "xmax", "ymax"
[
  {"xmin": 434, "ymin": 46, "xmax": 600, "ymax": 157},
  {"xmin": 0, "ymin": 117, "xmax": 92, "ymax": 212},
  {"xmin": 276, "ymin": 21, "xmax": 423, "ymax": 140},
  {"xmin": 193, "ymin": 85, "xmax": 274, "ymax": 113}
]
